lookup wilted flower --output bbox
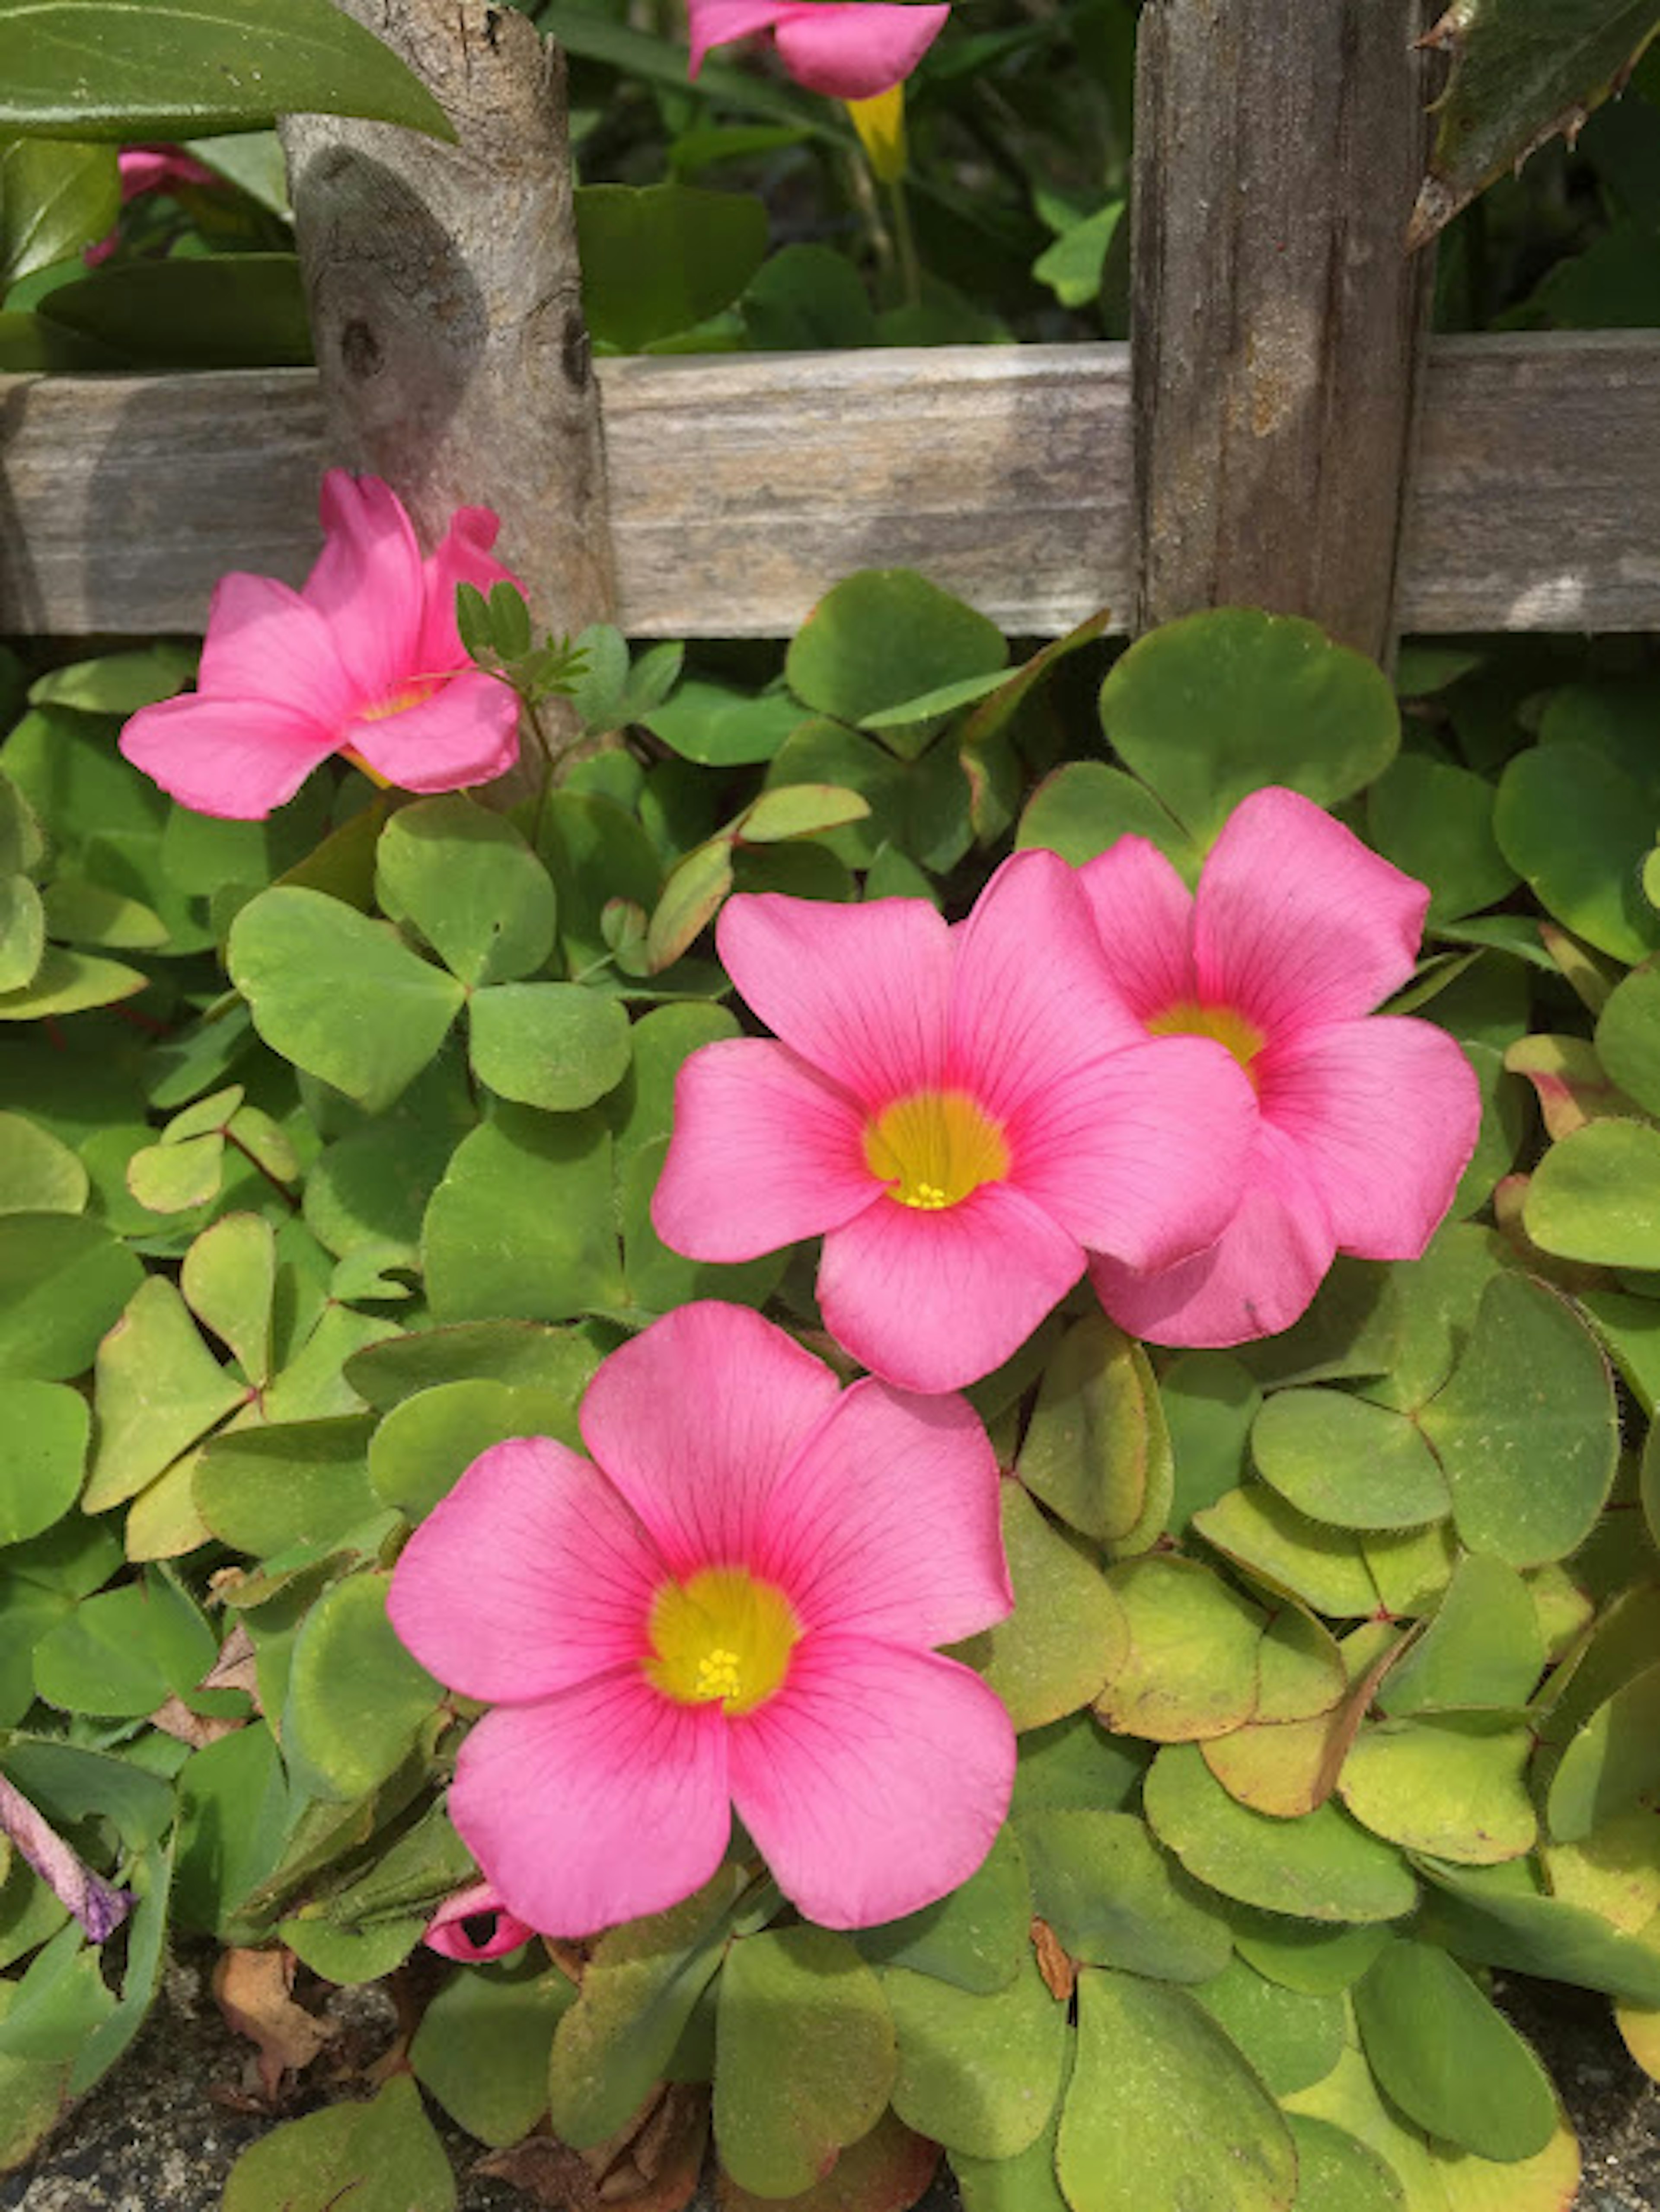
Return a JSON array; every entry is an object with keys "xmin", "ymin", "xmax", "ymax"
[
  {"xmin": 1081, "ymin": 786, "xmax": 1482, "ymax": 1346},
  {"xmin": 424, "ymin": 1881, "xmax": 536, "ymax": 1963},
  {"xmin": 652, "ymin": 851, "xmax": 1257, "ymax": 1392},
  {"xmin": 388, "ymin": 1301, "xmax": 1016, "ymax": 1936},
  {"xmin": 120, "ymin": 471, "xmax": 522, "ymax": 820}
]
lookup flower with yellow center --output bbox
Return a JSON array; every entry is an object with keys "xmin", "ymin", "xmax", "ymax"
[{"xmin": 1146, "ymin": 1000, "xmax": 1267, "ymax": 1086}]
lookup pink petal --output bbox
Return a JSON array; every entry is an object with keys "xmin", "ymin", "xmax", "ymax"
[
  {"xmin": 417, "ymin": 504, "xmax": 518, "ymax": 676},
  {"xmin": 303, "ymin": 471, "xmax": 425, "ymax": 707},
  {"xmin": 947, "ymin": 849, "xmax": 1148, "ymax": 1122},
  {"xmin": 752, "ymin": 1379, "xmax": 1011, "ymax": 1646},
  {"xmin": 1090, "ymin": 1120, "xmax": 1336, "ymax": 1348},
  {"xmin": 451, "ymin": 1675, "xmax": 731, "ymax": 1937},
  {"xmin": 425, "ymin": 1881, "xmax": 536, "ymax": 1962},
  {"xmin": 578, "ymin": 1302, "xmax": 843, "ymax": 1578},
  {"xmin": 343, "ymin": 668, "xmax": 521, "ymax": 793},
  {"xmin": 728, "ymin": 1635, "xmax": 1014, "ymax": 1928},
  {"xmin": 195, "ymin": 571, "xmax": 356, "ymax": 729},
  {"xmin": 651, "ymin": 1038, "xmax": 878, "ymax": 1261},
  {"xmin": 1010, "ymin": 1034, "xmax": 1258, "ymax": 1268},
  {"xmin": 119, "ymin": 691, "xmax": 338, "ymax": 820},
  {"xmin": 387, "ymin": 1436, "xmax": 664, "ymax": 1705},
  {"xmin": 120, "ymin": 146, "xmax": 216, "ymax": 198},
  {"xmin": 817, "ymin": 1181, "xmax": 1084, "ymax": 1392},
  {"xmin": 686, "ymin": 0, "xmax": 797, "ymax": 74},
  {"xmin": 771, "ymin": 2, "xmax": 950, "ymax": 98},
  {"xmin": 717, "ymin": 893, "xmax": 952, "ymax": 1110},
  {"xmin": 1263, "ymin": 1016, "xmax": 1481, "ymax": 1261},
  {"xmin": 1191, "ymin": 789, "xmax": 1430, "ymax": 1038},
  {"xmin": 1078, "ymin": 836, "xmax": 1198, "ymax": 1022}
]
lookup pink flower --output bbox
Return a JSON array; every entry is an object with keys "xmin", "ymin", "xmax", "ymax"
[
  {"xmin": 425, "ymin": 1882, "xmax": 536, "ymax": 1963},
  {"xmin": 388, "ymin": 1301, "xmax": 1016, "ymax": 1936},
  {"xmin": 85, "ymin": 145, "xmax": 220, "ymax": 264},
  {"xmin": 651, "ymin": 851, "xmax": 1257, "ymax": 1393},
  {"xmin": 1080, "ymin": 788, "xmax": 1482, "ymax": 1347},
  {"xmin": 120, "ymin": 471, "xmax": 522, "ymax": 820},
  {"xmin": 687, "ymin": 0, "xmax": 949, "ymax": 99}
]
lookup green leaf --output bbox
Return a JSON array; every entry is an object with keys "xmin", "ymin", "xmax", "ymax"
[
  {"xmin": 1020, "ymin": 1810, "xmax": 1231, "ymax": 1982},
  {"xmin": 1352, "ymin": 1936, "xmax": 1555, "ymax": 2161},
  {"xmin": 368, "ymin": 1377, "xmax": 587, "ymax": 1522},
  {"xmin": 0, "ymin": 1114, "xmax": 85, "ymax": 1216},
  {"xmin": 1281, "ymin": 2116, "xmax": 1405, "ymax": 2212},
  {"xmin": 786, "ymin": 570, "xmax": 1008, "ymax": 744},
  {"xmin": 0, "ymin": 1379, "xmax": 86, "ymax": 1545},
  {"xmin": 1249, "ymin": 1388, "xmax": 1449, "ymax": 1531},
  {"xmin": 40, "ymin": 876, "xmax": 166, "ymax": 952},
  {"xmin": 854, "ymin": 1828, "xmax": 1032, "ymax": 1995},
  {"xmin": 538, "ymin": 790, "xmax": 664, "ymax": 971},
  {"xmin": 1016, "ymin": 1313, "xmax": 1166, "ymax": 1543},
  {"xmin": 280, "ymin": 1570, "xmax": 441, "ymax": 1802},
  {"xmin": 3, "ymin": 0, "xmax": 454, "ymax": 141},
  {"xmin": 715, "ymin": 1926, "xmax": 896, "ymax": 2197},
  {"xmin": 1526, "ymin": 1116, "xmax": 1660, "ymax": 1266},
  {"xmin": 468, "ymin": 983, "xmax": 632, "ymax": 1111},
  {"xmin": 1095, "ymin": 1557, "xmax": 1264, "ymax": 1743},
  {"xmin": 0, "ymin": 945, "xmax": 147, "ymax": 1020},
  {"xmin": 1494, "ymin": 741, "xmax": 1660, "ymax": 964},
  {"xmin": 1, "ymin": 1736, "xmax": 172, "ymax": 1850},
  {"xmin": 0, "ymin": 1974, "xmax": 70, "ymax": 2168},
  {"xmin": 1412, "ymin": 0, "xmax": 1660, "ymax": 243},
  {"xmin": 1011, "ymin": 1714, "xmax": 1148, "ymax": 1823},
  {"xmin": 229, "ymin": 887, "xmax": 464, "ymax": 1114},
  {"xmin": 346, "ymin": 1319, "xmax": 600, "ymax": 1412},
  {"xmin": 951, "ymin": 1484, "xmax": 1126, "ymax": 1732},
  {"xmin": 223, "ymin": 2073, "xmax": 456, "ymax": 2212},
  {"xmin": 423, "ymin": 1106, "xmax": 625, "ymax": 1323},
  {"xmin": 1033, "ymin": 200, "xmax": 1124, "ymax": 308},
  {"xmin": 181, "ymin": 1211, "xmax": 277, "ymax": 1385},
  {"xmin": 1414, "ymin": 1858, "xmax": 1660, "ymax": 2007},
  {"xmin": 411, "ymin": 1953, "xmax": 575, "ymax": 2148},
  {"xmin": 1378, "ymin": 1554, "xmax": 1546, "ymax": 1718},
  {"xmin": 1187, "ymin": 1955, "xmax": 1344, "ymax": 2097},
  {"xmin": 735, "ymin": 782, "xmax": 871, "ymax": 843},
  {"xmin": 645, "ymin": 837, "xmax": 734, "ymax": 972},
  {"xmin": 1057, "ymin": 1967, "xmax": 1296, "ymax": 2212},
  {"xmin": 645, "ymin": 681, "xmax": 806, "ymax": 767},
  {"xmin": 1339, "ymin": 1715, "xmax": 1536, "ymax": 1865},
  {"xmin": 0, "ymin": 876, "xmax": 44, "ymax": 994},
  {"xmin": 84, "ymin": 1275, "xmax": 243, "ymax": 1512},
  {"xmin": 547, "ymin": 1866, "xmax": 750, "ymax": 2146},
  {"xmin": 0, "ymin": 135, "xmax": 117, "ymax": 287},
  {"xmin": 0, "ymin": 1212, "xmax": 143, "ymax": 1382},
  {"xmin": 576, "ymin": 183, "xmax": 768, "ymax": 351},
  {"xmin": 742, "ymin": 242, "xmax": 878, "ymax": 348},
  {"xmin": 1226, "ymin": 1909, "xmax": 1390, "ymax": 1996},
  {"xmin": 884, "ymin": 1950, "xmax": 1066, "ymax": 2161},
  {"xmin": 1016, "ymin": 760, "xmax": 1197, "ymax": 874},
  {"xmin": 280, "ymin": 1800, "xmax": 475, "ymax": 1985},
  {"xmin": 1161, "ymin": 1353, "xmax": 1262, "ymax": 1529},
  {"xmin": 1366, "ymin": 753, "xmax": 1516, "ymax": 923},
  {"xmin": 1191, "ymin": 1483, "xmax": 1378, "ymax": 1618},
  {"xmin": 1143, "ymin": 1744, "xmax": 1417, "ymax": 1924},
  {"xmin": 195, "ymin": 1417, "xmax": 382, "ymax": 1558},
  {"xmin": 1098, "ymin": 610, "xmax": 1398, "ymax": 846},
  {"xmin": 173, "ymin": 1723, "xmax": 290, "ymax": 1937},
  {"xmin": 33, "ymin": 1583, "xmax": 176, "ymax": 1718},
  {"xmin": 1595, "ymin": 960, "xmax": 1660, "ymax": 1119},
  {"xmin": 1417, "ymin": 1272, "xmax": 1617, "ymax": 1566},
  {"xmin": 375, "ymin": 796, "xmax": 558, "ymax": 988},
  {"xmin": 30, "ymin": 643, "xmax": 196, "ymax": 717},
  {"xmin": 37, "ymin": 254, "xmax": 312, "ymax": 369},
  {"xmin": 1546, "ymin": 1660, "xmax": 1660, "ymax": 1845}
]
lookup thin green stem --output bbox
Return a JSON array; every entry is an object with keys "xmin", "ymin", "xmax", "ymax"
[{"xmin": 889, "ymin": 174, "xmax": 923, "ymax": 313}]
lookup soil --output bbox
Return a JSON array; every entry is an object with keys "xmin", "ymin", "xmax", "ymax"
[{"xmin": 2, "ymin": 1954, "xmax": 1656, "ymax": 2209}]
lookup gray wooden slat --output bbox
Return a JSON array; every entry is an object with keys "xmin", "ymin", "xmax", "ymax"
[
  {"xmin": 1130, "ymin": 0, "xmax": 1439, "ymax": 660},
  {"xmin": 3, "ymin": 332, "xmax": 1659, "ymax": 642}
]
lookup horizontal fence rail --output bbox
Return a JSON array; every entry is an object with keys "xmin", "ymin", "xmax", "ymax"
[{"xmin": 3, "ymin": 330, "xmax": 1659, "ymax": 641}]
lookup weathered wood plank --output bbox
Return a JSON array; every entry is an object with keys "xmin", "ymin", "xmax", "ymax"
[
  {"xmin": 3, "ymin": 332, "xmax": 1660, "ymax": 642},
  {"xmin": 1130, "ymin": 0, "xmax": 1439, "ymax": 659}
]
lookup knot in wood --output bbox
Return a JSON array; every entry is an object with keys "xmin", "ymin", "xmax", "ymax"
[
  {"xmin": 340, "ymin": 319, "xmax": 385, "ymax": 380},
  {"xmin": 561, "ymin": 308, "xmax": 591, "ymax": 391}
]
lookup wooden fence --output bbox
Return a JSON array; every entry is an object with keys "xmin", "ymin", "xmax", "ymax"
[{"xmin": 2, "ymin": 0, "xmax": 1658, "ymax": 664}]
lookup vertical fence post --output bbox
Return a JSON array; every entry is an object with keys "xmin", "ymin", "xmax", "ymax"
[
  {"xmin": 1131, "ymin": 1, "xmax": 1439, "ymax": 663},
  {"xmin": 280, "ymin": 0, "xmax": 614, "ymax": 785}
]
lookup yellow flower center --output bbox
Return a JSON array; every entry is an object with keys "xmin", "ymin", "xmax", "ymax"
[
  {"xmin": 358, "ymin": 678, "xmax": 439, "ymax": 723},
  {"xmin": 862, "ymin": 1088, "xmax": 1011, "ymax": 1211},
  {"xmin": 1147, "ymin": 1000, "xmax": 1267, "ymax": 1084},
  {"xmin": 643, "ymin": 1567, "xmax": 800, "ymax": 1717}
]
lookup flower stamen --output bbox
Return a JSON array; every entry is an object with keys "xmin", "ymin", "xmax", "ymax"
[
  {"xmin": 645, "ymin": 1567, "xmax": 799, "ymax": 1716},
  {"xmin": 863, "ymin": 1089, "xmax": 1009, "ymax": 1211}
]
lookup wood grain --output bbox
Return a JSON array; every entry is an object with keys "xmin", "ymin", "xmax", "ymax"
[
  {"xmin": 1130, "ymin": 0, "xmax": 1440, "ymax": 660},
  {"xmin": 3, "ymin": 333, "xmax": 1659, "ymax": 643}
]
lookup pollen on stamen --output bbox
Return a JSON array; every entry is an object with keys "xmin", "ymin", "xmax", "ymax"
[{"xmin": 863, "ymin": 1089, "xmax": 1010, "ymax": 1212}]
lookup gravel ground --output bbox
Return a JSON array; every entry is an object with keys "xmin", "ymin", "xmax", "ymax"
[{"xmin": 3, "ymin": 1955, "xmax": 1657, "ymax": 2209}]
